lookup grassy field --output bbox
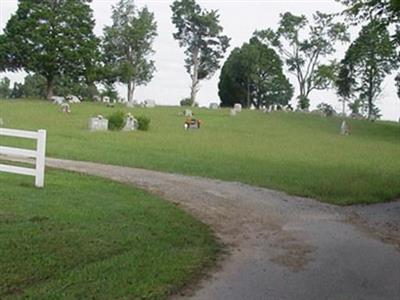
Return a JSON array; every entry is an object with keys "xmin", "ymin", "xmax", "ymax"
[
  {"xmin": 0, "ymin": 170, "xmax": 218, "ymax": 299},
  {"xmin": 1, "ymin": 99, "xmax": 399, "ymax": 205}
]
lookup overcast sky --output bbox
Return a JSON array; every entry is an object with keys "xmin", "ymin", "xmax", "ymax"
[{"xmin": 1, "ymin": 0, "xmax": 399, "ymax": 121}]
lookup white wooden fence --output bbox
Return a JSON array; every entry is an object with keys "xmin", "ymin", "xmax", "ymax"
[{"xmin": 0, "ymin": 128, "xmax": 47, "ymax": 187}]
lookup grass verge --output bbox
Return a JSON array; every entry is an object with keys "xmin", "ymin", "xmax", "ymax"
[{"xmin": 0, "ymin": 170, "xmax": 219, "ymax": 299}]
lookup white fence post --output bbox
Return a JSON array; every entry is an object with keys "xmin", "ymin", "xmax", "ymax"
[
  {"xmin": 0, "ymin": 128, "xmax": 47, "ymax": 188},
  {"xmin": 35, "ymin": 129, "xmax": 46, "ymax": 187}
]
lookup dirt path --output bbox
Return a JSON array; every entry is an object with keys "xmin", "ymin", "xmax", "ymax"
[{"xmin": 15, "ymin": 158, "xmax": 400, "ymax": 299}]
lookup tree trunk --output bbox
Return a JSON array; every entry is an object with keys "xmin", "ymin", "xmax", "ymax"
[
  {"xmin": 127, "ymin": 81, "xmax": 136, "ymax": 103},
  {"xmin": 368, "ymin": 72, "xmax": 374, "ymax": 120},
  {"xmin": 190, "ymin": 48, "xmax": 200, "ymax": 107},
  {"xmin": 46, "ymin": 77, "xmax": 54, "ymax": 101}
]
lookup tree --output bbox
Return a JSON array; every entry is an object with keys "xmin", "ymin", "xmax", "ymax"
[
  {"xmin": 340, "ymin": 0, "xmax": 400, "ymax": 119},
  {"xmin": 0, "ymin": 0, "xmax": 99, "ymax": 100},
  {"xmin": 338, "ymin": 20, "xmax": 398, "ymax": 120},
  {"xmin": 171, "ymin": 0, "xmax": 230, "ymax": 106},
  {"xmin": 255, "ymin": 12, "xmax": 349, "ymax": 110},
  {"xmin": 0, "ymin": 77, "xmax": 11, "ymax": 99},
  {"xmin": 218, "ymin": 38, "xmax": 293, "ymax": 109},
  {"xmin": 102, "ymin": 0, "xmax": 157, "ymax": 103}
]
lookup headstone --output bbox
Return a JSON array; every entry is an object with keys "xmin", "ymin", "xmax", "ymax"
[
  {"xmin": 123, "ymin": 113, "xmax": 138, "ymax": 131},
  {"xmin": 60, "ymin": 103, "xmax": 71, "ymax": 113},
  {"xmin": 234, "ymin": 103, "xmax": 242, "ymax": 113},
  {"xmin": 184, "ymin": 109, "xmax": 192, "ymax": 117},
  {"xmin": 209, "ymin": 103, "xmax": 219, "ymax": 110},
  {"xmin": 184, "ymin": 117, "xmax": 202, "ymax": 130},
  {"xmin": 51, "ymin": 96, "xmax": 65, "ymax": 105},
  {"xmin": 340, "ymin": 120, "xmax": 349, "ymax": 135},
  {"xmin": 89, "ymin": 115, "xmax": 108, "ymax": 131},
  {"xmin": 66, "ymin": 95, "xmax": 81, "ymax": 103},
  {"xmin": 93, "ymin": 95, "xmax": 101, "ymax": 102},
  {"xmin": 102, "ymin": 96, "xmax": 110, "ymax": 103},
  {"xmin": 230, "ymin": 108, "xmax": 237, "ymax": 116},
  {"xmin": 144, "ymin": 99, "xmax": 156, "ymax": 108}
]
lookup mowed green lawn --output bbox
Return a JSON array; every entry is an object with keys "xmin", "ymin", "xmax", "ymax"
[
  {"xmin": 0, "ymin": 170, "xmax": 218, "ymax": 299},
  {"xmin": 1, "ymin": 99, "xmax": 399, "ymax": 205}
]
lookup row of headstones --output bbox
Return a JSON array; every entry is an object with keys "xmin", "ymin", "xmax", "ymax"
[
  {"xmin": 52, "ymin": 95, "xmax": 81, "ymax": 105},
  {"xmin": 88, "ymin": 113, "xmax": 138, "ymax": 132}
]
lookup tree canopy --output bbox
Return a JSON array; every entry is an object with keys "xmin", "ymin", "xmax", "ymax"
[
  {"xmin": 171, "ymin": 0, "xmax": 230, "ymax": 106},
  {"xmin": 102, "ymin": 0, "xmax": 157, "ymax": 103},
  {"xmin": 218, "ymin": 38, "xmax": 293, "ymax": 109},
  {"xmin": 338, "ymin": 20, "xmax": 398, "ymax": 119},
  {"xmin": 255, "ymin": 11, "xmax": 349, "ymax": 110},
  {"xmin": 0, "ymin": 0, "xmax": 99, "ymax": 100}
]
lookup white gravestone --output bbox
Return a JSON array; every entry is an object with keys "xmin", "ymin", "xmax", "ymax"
[
  {"xmin": 89, "ymin": 116, "xmax": 108, "ymax": 131},
  {"xmin": 123, "ymin": 113, "xmax": 138, "ymax": 131},
  {"xmin": 51, "ymin": 96, "xmax": 64, "ymax": 105},
  {"xmin": 184, "ymin": 109, "xmax": 192, "ymax": 117},
  {"xmin": 340, "ymin": 120, "xmax": 349, "ymax": 135},
  {"xmin": 230, "ymin": 108, "xmax": 237, "ymax": 116},
  {"xmin": 66, "ymin": 95, "xmax": 81, "ymax": 103},
  {"xmin": 234, "ymin": 103, "xmax": 242, "ymax": 113},
  {"xmin": 60, "ymin": 103, "xmax": 71, "ymax": 113}
]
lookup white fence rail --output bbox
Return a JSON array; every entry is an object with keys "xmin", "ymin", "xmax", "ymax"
[{"xmin": 0, "ymin": 128, "xmax": 47, "ymax": 187}]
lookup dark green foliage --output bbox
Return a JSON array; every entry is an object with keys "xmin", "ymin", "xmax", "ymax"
[
  {"xmin": 396, "ymin": 74, "xmax": 400, "ymax": 99},
  {"xmin": 255, "ymin": 12, "xmax": 349, "ymax": 109},
  {"xmin": 171, "ymin": 0, "xmax": 230, "ymax": 105},
  {"xmin": 102, "ymin": 0, "xmax": 157, "ymax": 103},
  {"xmin": 108, "ymin": 111, "xmax": 126, "ymax": 131},
  {"xmin": 137, "ymin": 115, "xmax": 151, "ymax": 131},
  {"xmin": 297, "ymin": 95, "xmax": 310, "ymax": 110},
  {"xmin": 317, "ymin": 102, "xmax": 336, "ymax": 116},
  {"xmin": 20, "ymin": 74, "xmax": 47, "ymax": 99},
  {"xmin": 219, "ymin": 38, "xmax": 293, "ymax": 109},
  {"xmin": 338, "ymin": 20, "xmax": 398, "ymax": 120},
  {"xmin": 180, "ymin": 97, "xmax": 194, "ymax": 106},
  {"xmin": 9, "ymin": 73, "xmax": 99, "ymax": 100},
  {"xmin": 0, "ymin": 0, "xmax": 100, "ymax": 100},
  {"xmin": 0, "ymin": 77, "xmax": 11, "ymax": 98},
  {"xmin": 100, "ymin": 84, "xmax": 119, "ymax": 102},
  {"xmin": 10, "ymin": 83, "xmax": 24, "ymax": 99}
]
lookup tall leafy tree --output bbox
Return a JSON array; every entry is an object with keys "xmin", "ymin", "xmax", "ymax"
[
  {"xmin": 102, "ymin": 0, "xmax": 157, "ymax": 103},
  {"xmin": 338, "ymin": 20, "xmax": 398, "ymax": 120},
  {"xmin": 255, "ymin": 12, "xmax": 349, "ymax": 110},
  {"xmin": 171, "ymin": 0, "xmax": 230, "ymax": 106},
  {"xmin": 0, "ymin": 77, "xmax": 11, "ymax": 99},
  {"xmin": 219, "ymin": 38, "xmax": 293, "ymax": 109},
  {"xmin": 339, "ymin": 0, "xmax": 400, "ymax": 96},
  {"xmin": 0, "ymin": 0, "xmax": 99, "ymax": 100}
]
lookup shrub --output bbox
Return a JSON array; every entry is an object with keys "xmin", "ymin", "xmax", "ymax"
[
  {"xmin": 108, "ymin": 110, "xmax": 126, "ymax": 130},
  {"xmin": 180, "ymin": 97, "xmax": 193, "ymax": 106},
  {"xmin": 297, "ymin": 95, "xmax": 310, "ymax": 110},
  {"xmin": 316, "ymin": 102, "xmax": 336, "ymax": 117},
  {"xmin": 180, "ymin": 97, "xmax": 199, "ymax": 107},
  {"xmin": 137, "ymin": 115, "xmax": 151, "ymax": 131}
]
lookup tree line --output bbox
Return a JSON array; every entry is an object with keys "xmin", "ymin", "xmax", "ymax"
[{"xmin": 0, "ymin": 0, "xmax": 399, "ymax": 120}]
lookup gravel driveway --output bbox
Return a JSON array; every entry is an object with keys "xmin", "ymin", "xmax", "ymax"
[{"xmin": 23, "ymin": 158, "xmax": 400, "ymax": 299}]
